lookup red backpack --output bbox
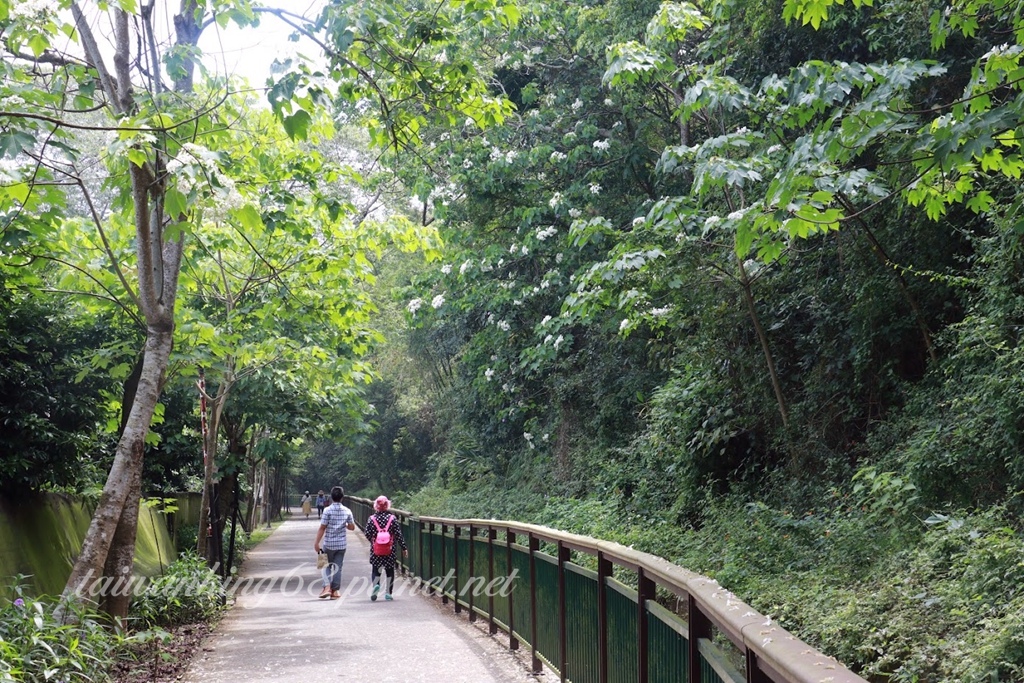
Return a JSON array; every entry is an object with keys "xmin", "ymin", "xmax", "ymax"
[{"xmin": 371, "ymin": 515, "xmax": 395, "ymax": 556}]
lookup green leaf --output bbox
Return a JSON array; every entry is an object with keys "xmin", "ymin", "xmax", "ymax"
[
  {"xmin": 282, "ymin": 110, "xmax": 313, "ymax": 140},
  {"xmin": 127, "ymin": 148, "xmax": 148, "ymax": 168},
  {"xmin": 233, "ymin": 205, "xmax": 265, "ymax": 232},
  {"xmin": 965, "ymin": 191, "xmax": 995, "ymax": 214},
  {"xmin": 0, "ymin": 130, "xmax": 38, "ymax": 158},
  {"xmin": 165, "ymin": 188, "xmax": 188, "ymax": 219},
  {"xmin": 28, "ymin": 33, "xmax": 49, "ymax": 57},
  {"xmin": 7, "ymin": 183, "xmax": 31, "ymax": 204}
]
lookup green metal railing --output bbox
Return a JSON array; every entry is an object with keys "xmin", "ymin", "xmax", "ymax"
[{"xmin": 346, "ymin": 496, "xmax": 865, "ymax": 683}]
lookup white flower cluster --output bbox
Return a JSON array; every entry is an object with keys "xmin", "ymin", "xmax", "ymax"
[
  {"xmin": 10, "ymin": 0, "xmax": 56, "ymax": 20},
  {"xmin": 649, "ymin": 307, "xmax": 671, "ymax": 316},
  {"xmin": 536, "ymin": 226, "xmax": 558, "ymax": 241},
  {"xmin": 593, "ymin": 139, "xmax": 610, "ymax": 151},
  {"xmin": 589, "ymin": 183, "xmax": 602, "ymax": 195},
  {"xmin": 431, "ymin": 295, "xmax": 445, "ymax": 309},
  {"xmin": 460, "ymin": 260, "xmax": 472, "ymax": 275},
  {"xmin": 441, "ymin": 264, "xmax": 452, "ymax": 274},
  {"xmin": 550, "ymin": 151, "xmax": 567, "ymax": 163},
  {"xmin": 541, "ymin": 315, "xmax": 552, "ymax": 326},
  {"xmin": 207, "ymin": 176, "xmax": 247, "ymax": 222},
  {"xmin": 497, "ymin": 320, "xmax": 511, "ymax": 331},
  {"xmin": 568, "ymin": 208, "xmax": 582, "ymax": 219},
  {"xmin": 548, "ymin": 192, "xmax": 563, "ymax": 208},
  {"xmin": 571, "ymin": 98, "xmax": 584, "ymax": 112},
  {"xmin": 619, "ymin": 318, "xmax": 630, "ymax": 332},
  {"xmin": 0, "ymin": 95, "xmax": 26, "ymax": 109},
  {"xmin": 463, "ymin": 159, "xmax": 474, "ymax": 169},
  {"xmin": 485, "ymin": 368, "xmax": 495, "ymax": 381},
  {"xmin": 632, "ymin": 217, "xmax": 645, "ymax": 227},
  {"xmin": 553, "ymin": 335, "xmax": 565, "ymax": 349},
  {"xmin": 408, "ymin": 298, "xmax": 423, "ymax": 314}
]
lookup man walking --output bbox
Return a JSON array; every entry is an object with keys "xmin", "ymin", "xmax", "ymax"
[{"xmin": 313, "ymin": 486, "xmax": 356, "ymax": 599}]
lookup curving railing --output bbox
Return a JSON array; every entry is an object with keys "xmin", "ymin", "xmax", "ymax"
[{"xmin": 346, "ymin": 496, "xmax": 865, "ymax": 683}]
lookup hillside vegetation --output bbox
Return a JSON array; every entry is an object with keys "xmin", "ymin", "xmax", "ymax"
[{"xmin": 307, "ymin": 1, "xmax": 1024, "ymax": 680}]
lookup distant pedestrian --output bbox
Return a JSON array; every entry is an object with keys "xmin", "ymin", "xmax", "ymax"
[
  {"xmin": 314, "ymin": 486, "xmax": 356, "ymax": 600},
  {"xmin": 363, "ymin": 495, "xmax": 407, "ymax": 601},
  {"xmin": 300, "ymin": 491, "xmax": 312, "ymax": 519},
  {"xmin": 315, "ymin": 490, "xmax": 326, "ymax": 519}
]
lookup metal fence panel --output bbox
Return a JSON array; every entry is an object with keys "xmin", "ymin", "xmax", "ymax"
[
  {"xmin": 647, "ymin": 601, "xmax": 689, "ymax": 683},
  {"xmin": 566, "ymin": 563, "xmax": 600, "ymax": 683},
  {"xmin": 510, "ymin": 543, "xmax": 532, "ymax": 643},
  {"xmin": 535, "ymin": 553, "xmax": 560, "ymax": 668},
  {"xmin": 606, "ymin": 579, "xmax": 638, "ymax": 683}
]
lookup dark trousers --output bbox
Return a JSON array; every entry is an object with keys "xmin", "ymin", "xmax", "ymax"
[
  {"xmin": 372, "ymin": 565, "xmax": 395, "ymax": 593},
  {"xmin": 325, "ymin": 548, "xmax": 346, "ymax": 591}
]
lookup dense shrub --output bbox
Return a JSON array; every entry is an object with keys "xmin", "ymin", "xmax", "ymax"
[
  {"xmin": 130, "ymin": 553, "xmax": 224, "ymax": 628},
  {"xmin": 0, "ymin": 581, "xmax": 123, "ymax": 683}
]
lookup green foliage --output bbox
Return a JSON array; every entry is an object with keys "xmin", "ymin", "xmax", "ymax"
[
  {"xmin": 0, "ymin": 579, "xmax": 124, "ymax": 683},
  {"xmin": 129, "ymin": 553, "xmax": 224, "ymax": 628},
  {"xmin": 851, "ymin": 466, "xmax": 918, "ymax": 530},
  {"xmin": 0, "ymin": 286, "xmax": 117, "ymax": 494}
]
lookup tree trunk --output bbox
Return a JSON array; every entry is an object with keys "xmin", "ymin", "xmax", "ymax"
[
  {"xmin": 196, "ymin": 379, "xmax": 232, "ymax": 563},
  {"xmin": 62, "ymin": 326, "xmax": 174, "ymax": 606},
  {"xmin": 60, "ymin": 0, "xmax": 196, "ymax": 616},
  {"xmin": 736, "ymin": 258, "xmax": 790, "ymax": 428},
  {"xmin": 99, "ymin": 448, "xmax": 143, "ymax": 617}
]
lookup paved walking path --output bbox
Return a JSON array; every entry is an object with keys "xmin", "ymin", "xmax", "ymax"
[{"xmin": 183, "ymin": 512, "xmax": 533, "ymax": 683}]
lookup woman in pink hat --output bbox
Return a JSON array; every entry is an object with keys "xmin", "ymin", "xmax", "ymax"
[{"xmin": 363, "ymin": 495, "xmax": 408, "ymax": 601}]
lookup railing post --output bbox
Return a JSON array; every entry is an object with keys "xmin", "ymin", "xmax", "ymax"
[
  {"xmin": 428, "ymin": 521, "xmax": 435, "ymax": 594},
  {"xmin": 557, "ymin": 541, "xmax": 569, "ymax": 682},
  {"xmin": 468, "ymin": 524, "xmax": 476, "ymax": 621},
  {"xmin": 597, "ymin": 552, "xmax": 611, "ymax": 683},
  {"xmin": 508, "ymin": 530, "xmax": 519, "ymax": 651},
  {"xmin": 454, "ymin": 524, "xmax": 461, "ymax": 613},
  {"xmin": 397, "ymin": 514, "xmax": 405, "ymax": 576},
  {"xmin": 441, "ymin": 522, "xmax": 449, "ymax": 604},
  {"xmin": 488, "ymin": 526, "xmax": 498, "ymax": 634},
  {"xmin": 417, "ymin": 519, "xmax": 424, "ymax": 582},
  {"xmin": 688, "ymin": 594, "xmax": 712, "ymax": 683},
  {"xmin": 529, "ymin": 533, "xmax": 541, "ymax": 673},
  {"xmin": 746, "ymin": 650, "xmax": 772, "ymax": 683},
  {"xmin": 637, "ymin": 567, "xmax": 655, "ymax": 683}
]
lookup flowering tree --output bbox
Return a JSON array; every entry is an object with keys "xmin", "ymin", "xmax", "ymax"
[{"xmin": 0, "ymin": 0, "xmax": 514, "ymax": 616}]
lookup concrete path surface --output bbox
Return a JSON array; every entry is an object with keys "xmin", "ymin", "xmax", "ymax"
[{"xmin": 183, "ymin": 512, "xmax": 535, "ymax": 683}]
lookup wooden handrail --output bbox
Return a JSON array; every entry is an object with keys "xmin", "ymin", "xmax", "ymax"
[{"xmin": 347, "ymin": 496, "xmax": 865, "ymax": 683}]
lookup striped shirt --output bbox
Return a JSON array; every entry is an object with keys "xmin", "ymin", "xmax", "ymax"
[{"xmin": 319, "ymin": 502, "xmax": 355, "ymax": 550}]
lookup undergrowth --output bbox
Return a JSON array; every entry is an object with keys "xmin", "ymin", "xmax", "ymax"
[{"xmin": 404, "ymin": 479, "xmax": 1024, "ymax": 682}]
